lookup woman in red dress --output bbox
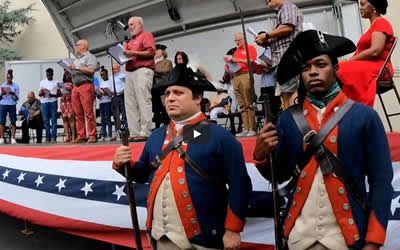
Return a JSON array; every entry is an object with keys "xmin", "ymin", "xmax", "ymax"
[{"xmin": 337, "ymin": 0, "xmax": 394, "ymax": 107}]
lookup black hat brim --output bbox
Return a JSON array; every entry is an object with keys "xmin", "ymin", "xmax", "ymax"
[{"xmin": 277, "ymin": 30, "xmax": 356, "ymax": 84}]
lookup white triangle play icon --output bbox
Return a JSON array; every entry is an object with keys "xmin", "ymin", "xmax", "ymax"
[{"xmin": 193, "ymin": 130, "xmax": 201, "ymax": 139}]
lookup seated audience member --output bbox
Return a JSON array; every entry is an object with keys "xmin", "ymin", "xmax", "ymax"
[
  {"xmin": 338, "ymin": 0, "xmax": 394, "ymax": 107},
  {"xmin": 208, "ymin": 89, "xmax": 230, "ymax": 121},
  {"xmin": 60, "ymin": 70, "xmax": 76, "ymax": 143},
  {"xmin": 0, "ymin": 69, "xmax": 19, "ymax": 144},
  {"xmin": 20, "ymin": 91, "xmax": 43, "ymax": 143},
  {"xmin": 97, "ymin": 67, "xmax": 113, "ymax": 141}
]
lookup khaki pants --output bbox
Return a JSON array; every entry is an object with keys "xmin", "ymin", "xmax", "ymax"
[
  {"xmin": 125, "ymin": 67, "xmax": 154, "ymax": 137},
  {"xmin": 232, "ymin": 73, "xmax": 255, "ymax": 131}
]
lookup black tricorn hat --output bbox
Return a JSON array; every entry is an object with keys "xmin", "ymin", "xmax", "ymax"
[
  {"xmin": 277, "ymin": 30, "xmax": 356, "ymax": 84},
  {"xmin": 152, "ymin": 64, "xmax": 216, "ymax": 95},
  {"xmin": 156, "ymin": 44, "xmax": 167, "ymax": 50}
]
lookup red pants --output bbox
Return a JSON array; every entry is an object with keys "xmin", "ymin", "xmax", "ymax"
[{"xmin": 71, "ymin": 83, "xmax": 96, "ymax": 138}]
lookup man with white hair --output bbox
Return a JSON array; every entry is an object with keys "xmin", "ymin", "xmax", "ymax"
[{"xmin": 123, "ymin": 16, "xmax": 156, "ymax": 142}]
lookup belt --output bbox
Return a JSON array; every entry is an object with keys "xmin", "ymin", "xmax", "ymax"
[{"xmin": 233, "ymin": 71, "xmax": 248, "ymax": 77}]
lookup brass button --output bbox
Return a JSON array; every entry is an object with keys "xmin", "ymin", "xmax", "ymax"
[
  {"xmin": 182, "ymin": 191, "xmax": 188, "ymax": 198},
  {"xmin": 300, "ymin": 171, "xmax": 306, "ymax": 178},
  {"xmin": 190, "ymin": 217, "xmax": 197, "ymax": 224},
  {"xmin": 194, "ymin": 229, "xmax": 199, "ymax": 236},
  {"xmin": 178, "ymin": 178, "xmax": 185, "ymax": 185},
  {"xmin": 177, "ymin": 166, "xmax": 184, "ymax": 173},
  {"xmin": 296, "ymin": 187, "xmax": 302, "ymax": 193},
  {"xmin": 338, "ymin": 187, "xmax": 345, "ymax": 195},
  {"xmin": 330, "ymin": 136, "xmax": 337, "ymax": 143},
  {"xmin": 343, "ymin": 203, "xmax": 350, "ymax": 211},
  {"xmin": 186, "ymin": 204, "xmax": 193, "ymax": 211},
  {"xmin": 291, "ymin": 201, "xmax": 296, "ymax": 207},
  {"xmin": 303, "ymin": 109, "xmax": 309, "ymax": 116},
  {"xmin": 354, "ymin": 234, "xmax": 360, "ymax": 241},
  {"xmin": 287, "ymin": 213, "xmax": 291, "ymax": 219},
  {"xmin": 348, "ymin": 218, "xmax": 354, "ymax": 225}
]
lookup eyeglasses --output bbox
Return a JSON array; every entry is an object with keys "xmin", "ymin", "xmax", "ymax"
[{"xmin": 234, "ymin": 39, "xmax": 243, "ymax": 42}]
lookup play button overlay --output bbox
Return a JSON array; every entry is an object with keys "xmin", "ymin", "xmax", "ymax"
[{"xmin": 183, "ymin": 122, "xmax": 211, "ymax": 144}]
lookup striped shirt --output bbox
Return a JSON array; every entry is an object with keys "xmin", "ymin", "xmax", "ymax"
[{"xmin": 270, "ymin": 1, "xmax": 303, "ymax": 67}]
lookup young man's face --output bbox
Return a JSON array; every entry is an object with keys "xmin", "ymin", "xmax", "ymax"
[
  {"xmin": 164, "ymin": 85, "xmax": 201, "ymax": 121},
  {"xmin": 46, "ymin": 72, "xmax": 53, "ymax": 81},
  {"xmin": 300, "ymin": 54, "xmax": 338, "ymax": 95},
  {"xmin": 100, "ymin": 71, "xmax": 108, "ymax": 81}
]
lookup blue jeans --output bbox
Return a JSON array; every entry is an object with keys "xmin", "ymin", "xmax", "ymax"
[
  {"xmin": 41, "ymin": 101, "xmax": 58, "ymax": 140},
  {"xmin": 0, "ymin": 105, "xmax": 16, "ymax": 125},
  {"xmin": 100, "ymin": 102, "xmax": 112, "ymax": 137}
]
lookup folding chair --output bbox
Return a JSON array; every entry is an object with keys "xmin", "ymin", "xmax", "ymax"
[{"xmin": 376, "ymin": 36, "xmax": 400, "ymax": 132}]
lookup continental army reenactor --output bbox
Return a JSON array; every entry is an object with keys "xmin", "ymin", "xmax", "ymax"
[
  {"xmin": 253, "ymin": 30, "xmax": 393, "ymax": 250},
  {"xmin": 113, "ymin": 65, "xmax": 251, "ymax": 250}
]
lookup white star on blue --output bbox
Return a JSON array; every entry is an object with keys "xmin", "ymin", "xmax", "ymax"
[
  {"xmin": 55, "ymin": 178, "xmax": 67, "ymax": 192},
  {"xmin": 34, "ymin": 175, "xmax": 45, "ymax": 188},
  {"xmin": 2, "ymin": 169, "xmax": 11, "ymax": 180},
  {"xmin": 17, "ymin": 172, "xmax": 26, "ymax": 184},
  {"xmin": 112, "ymin": 184, "xmax": 126, "ymax": 201},
  {"xmin": 80, "ymin": 181, "xmax": 94, "ymax": 197}
]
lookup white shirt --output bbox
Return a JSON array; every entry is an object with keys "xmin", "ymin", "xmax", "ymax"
[
  {"xmin": 113, "ymin": 72, "xmax": 125, "ymax": 95},
  {"xmin": 39, "ymin": 79, "xmax": 59, "ymax": 103},
  {"xmin": 98, "ymin": 79, "xmax": 112, "ymax": 104}
]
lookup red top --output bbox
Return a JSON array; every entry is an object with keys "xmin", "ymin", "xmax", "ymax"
[
  {"xmin": 233, "ymin": 45, "xmax": 257, "ymax": 72},
  {"xmin": 125, "ymin": 31, "xmax": 156, "ymax": 71},
  {"xmin": 338, "ymin": 17, "xmax": 394, "ymax": 107},
  {"xmin": 354, "ymin": 17, "xmax": 394, "ymax": 61}
]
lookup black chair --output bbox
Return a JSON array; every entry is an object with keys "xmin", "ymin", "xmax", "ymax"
[{"xmin": 376, "ymin": 36, "xmax": 400, "ymax": 132}]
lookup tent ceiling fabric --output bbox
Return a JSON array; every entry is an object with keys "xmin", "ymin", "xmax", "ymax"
[{"xmin": 42, "ymin": 0, "xmax": 335, "ymax": 55}]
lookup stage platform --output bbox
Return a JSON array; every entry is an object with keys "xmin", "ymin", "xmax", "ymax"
[{"xmin": 0, "ymin": 134, "xmax": 399, "ymax": 249}]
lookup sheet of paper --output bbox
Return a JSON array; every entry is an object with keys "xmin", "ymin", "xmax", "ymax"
[{"xmin": 107, "ymin": 44, "xmax": 133, "ymax": 65}]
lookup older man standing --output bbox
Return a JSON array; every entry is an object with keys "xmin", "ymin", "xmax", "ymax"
[
  {"xmin": 229, "ymin": 32, "xmax": 257, "ymax": 137},
  {"xmin": 255, "ymin": 0, "xmax": 303, "ymax": 109},
  {"xmin": 70, "ymin": 39, "xmax": 97, "ymax": 143},
  {"xmin": 123, "ymin": 16, "xmax": 156, "ymax": 142}
]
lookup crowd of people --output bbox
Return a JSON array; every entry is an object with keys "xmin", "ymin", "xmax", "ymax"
[{"xmin": 0, "ymin": 0, "xmax": 397, "ymax": 249}]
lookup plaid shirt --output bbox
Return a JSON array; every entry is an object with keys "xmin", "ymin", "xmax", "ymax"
[{"xmin": 270, "ymin": 1, "xmax": 303, "ymax": 67}]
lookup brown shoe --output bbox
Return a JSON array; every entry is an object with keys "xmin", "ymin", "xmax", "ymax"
[
  {"xmin": 72, "ymin": 137, "xmax": 87, "ymax": 144},
  {"xmin": 133, "ymin": 136, "xmax": 148, "ymax": 142},
  {"xmin": 87, "ymin": 136, "xmax": 97, "ymax": 143}
]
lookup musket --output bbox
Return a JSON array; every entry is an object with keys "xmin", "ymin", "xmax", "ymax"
[
  {"xmin": 109, "ymin": 55, "xmax": 143, "ymax": 250},
  {"xmin": 263, "ymin": 95, "xmax": 283, "ymax": 250},
  {"xmin": 121, "ymin": 127, "xmax": 144, "ymax": 250},
  {"xmin": 237, "ymin": 5, "xmax": 283, "ymax": 249},
  {"xmin": 238, "ymin": 6, "xmax": 256, "ymax": 90}
]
